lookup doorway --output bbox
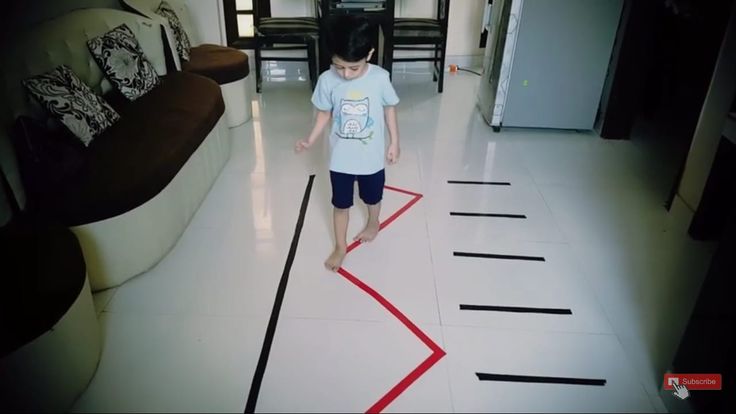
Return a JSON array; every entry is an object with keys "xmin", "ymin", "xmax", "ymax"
[{"xmin": 597, "ymin": 0, "xmax": 734, "ymax": 207}]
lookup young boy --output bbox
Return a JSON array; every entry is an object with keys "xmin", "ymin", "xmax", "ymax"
[{"xmin": 295, "ymin": 15, "xmax": 400, "ymax": 272}]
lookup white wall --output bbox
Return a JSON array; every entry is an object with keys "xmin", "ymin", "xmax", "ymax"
[
  {"xmin": 397, "ymin": 0, "xmax": 435, "ymax": 18},
  {"xmin": 185, "ymin": 0, "xmax": 227, "ymax": 45},
  {"xmin": 271, "ymin": 0, "xmax": 313, "ymax": 16},
  {"xmin": 446, "ymin": 0, "xmax": 485, "ymax": 58},
  {"xmin": 394, "ymin": 0, "xmax": 486, "ymax": 68}
]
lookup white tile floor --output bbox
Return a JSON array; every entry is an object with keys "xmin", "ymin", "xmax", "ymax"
[{"xmin": 75, "ymin": 70, "xmax": 715, "ymax": 412}]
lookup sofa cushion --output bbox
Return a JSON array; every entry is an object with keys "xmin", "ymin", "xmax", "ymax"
[
  {"xmin": 182, "ymin": 44, "xmax": 250, "ymax": 85},
  {"xmin": 88, "ymin": 23, "xmax": 161, "ymax": 101},
  {"xmin": 22, "ymin": 65, "xmax": 120, "ymax": 146},
  {"xmin": 0, "ymin": 219, "xmax": 86, "ymax": 357},
  {"xmin": 155, "ymin": 0, "xmax": 191, "ymax": 62},
  {"xmin": 39, "ymin": 71, "xmax": 224, "ymax": 226}
]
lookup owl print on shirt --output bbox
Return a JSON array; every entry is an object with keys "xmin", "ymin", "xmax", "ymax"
[{"xmin": 335, "ymin": 96, "xmax": 374, "ymax": 143}]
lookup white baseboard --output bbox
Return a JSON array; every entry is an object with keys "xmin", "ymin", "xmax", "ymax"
[
  {"xmin": 446, "ymin": 54, "xmax": 484, "ymax": 70},
  {"xmin": 392, "ymin": 54, "xmax": 483, "ymax": 74}
]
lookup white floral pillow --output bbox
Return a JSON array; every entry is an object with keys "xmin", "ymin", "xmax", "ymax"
[
  {"xmin": 155, "ymin": 1, "xmax": 191, "ymax": 62},
  {"xmin": 88, "ymin": 24, "xmax": 160, "ymax": 101},
  {"xmin": 22, "ymin": 65, "xmax": 120, "ymax": 146}
]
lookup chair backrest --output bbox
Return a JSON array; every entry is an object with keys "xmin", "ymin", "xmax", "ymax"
[
  {"xmin": 437, "ymin": 0, "xmax": 450, "ymax": 28},
  {"xmin": 0, "ymin": 8, "xmax": 167, "ymax": 122},
  {"xmin": 253, "ymin": 0, "xmax": 271, "ymax": 19}
]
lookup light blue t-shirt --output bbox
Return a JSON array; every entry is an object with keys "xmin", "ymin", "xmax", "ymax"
[{"xmin": 311, "ymin": 64, "xmax": 400, "ymax": 175}]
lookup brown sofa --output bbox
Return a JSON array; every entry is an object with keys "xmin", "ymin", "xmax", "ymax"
[
  {"xmin": 1, "ymin": 8, "xmax": 232, "ymax": 291},
  {"xmin": 20, "ymin": 71, "xmax": 223, "ymax": 226},
  {"xmin": 182, "ymin": 43, "xmax": 250, "ymax": 85},
  {"xmin": 0, "ymin": 218, "xmax": 101, "ymax": 412}
]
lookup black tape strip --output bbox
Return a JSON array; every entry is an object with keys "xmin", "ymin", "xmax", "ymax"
[
  {"xmin": 450, "ymin": 212, "xmax": 527, "ymax": 218},
  {"xmin": 454, "ymin": 252, "xmax": 545, "ymax": 261},
  {"xmin": 447, "ymin": 180, "xmax": 511, "ymax": 185},
  {"xmin": 476, "ymin": 372, "xmax": 606, "ymax": 386},
  {"xmin": 460, "ymin": 304, "xmax": 572, "ymax": 315},
  {"xmin": 245, "ymin": 174, "xmax": 315, "ymax": 413}
]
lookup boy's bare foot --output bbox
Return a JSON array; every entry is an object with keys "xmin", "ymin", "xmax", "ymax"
[
  {"xmin": 354, "ymin": 223, "xmax": 379, "ymax": 243},
  {"xmin": 325, "ymin": 247, "xmax": 347, "ymax": 272}
]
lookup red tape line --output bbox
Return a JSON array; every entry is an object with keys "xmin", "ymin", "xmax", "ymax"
[{"xmin": 336, "ymin": 186, "xmax": 445, "ymax": 413}]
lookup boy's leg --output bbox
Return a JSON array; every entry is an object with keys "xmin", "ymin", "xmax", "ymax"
[
  {"xmin": 355, "ymin": 202, "xmax": 381, "ymax": 243},
  {"xmin": 326, "ymin": 207, "xmax": 349, "ymax": 271},
  {"xmin": 355, "ymin": 169, "xmax": 385, "ymax": 242},
  {"xmin": 326, "ymin": 171, "xmax": 354, "ymax": 271}
]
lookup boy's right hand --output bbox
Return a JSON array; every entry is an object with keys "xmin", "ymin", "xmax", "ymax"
[{"xmin": 295, "ymin": 139, "xmax": 312, "ymax": 153}]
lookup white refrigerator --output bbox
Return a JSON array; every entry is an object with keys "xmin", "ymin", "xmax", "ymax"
[{"xmin": 477, "ymin": 0, "xmax": 624, "ymax": 131}]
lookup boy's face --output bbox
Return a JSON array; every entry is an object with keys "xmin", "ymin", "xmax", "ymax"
[{"xmin": 332, "ymin": 49, "xmax": 374, "ymax": 80}]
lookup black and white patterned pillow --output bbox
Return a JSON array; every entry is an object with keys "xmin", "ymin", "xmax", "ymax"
[
  {"xmin": 88, "ymin": 24, "xmax": 161, "ymax": 101},
  {"xmin": 22, "ymin": 65, "xmax": 120, "ymax": 146},
  {"xmin": 155, "ymin": 1, "xmax": 191, "ymax": 62}
]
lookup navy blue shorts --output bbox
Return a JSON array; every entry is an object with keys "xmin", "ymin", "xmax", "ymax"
[{"xmin": 330, "ymin": 169, "xmax": 385, "ymax": 209}]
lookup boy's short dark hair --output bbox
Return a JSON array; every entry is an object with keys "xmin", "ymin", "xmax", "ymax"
[{"xmin": 323, "ymin": 14, "xmax": 376, "ymax": 62}]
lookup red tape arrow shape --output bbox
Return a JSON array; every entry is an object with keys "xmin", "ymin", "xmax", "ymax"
[{"xmin": 336, "ymin": 185, "xmax": 446, "ymax": 413}]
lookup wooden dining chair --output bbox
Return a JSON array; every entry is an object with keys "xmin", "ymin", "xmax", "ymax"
[
  {"xmin": 253, "ymin": 0, "xmax": 321, "ymax": 92},
  {"xmin": 386, "ymin": 0, "xmax": 451, "ymax": 92}
]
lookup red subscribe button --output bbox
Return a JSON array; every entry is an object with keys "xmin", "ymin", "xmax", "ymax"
[{"xmin": 663, "ymin": 374, "xmax": 722, "ymax": 391}]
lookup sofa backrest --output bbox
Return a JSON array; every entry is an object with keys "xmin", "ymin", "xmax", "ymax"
[
  {"xmin": 0, "ymin": 8, "xmax": 168, "ymax": 122},
  {"xmin": 121, "ymin": 0, "xmax": 202, "ymax": 71},
  {"xmin": 123, "ymin": 0, "xmax": 201, "ymax": 45}
]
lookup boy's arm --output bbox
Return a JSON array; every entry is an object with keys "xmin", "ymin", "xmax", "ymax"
[
  {"xmin": 384, "ymin": 105, "xmax": 400, "ymax": 164},
  {"xmin": 296, "ymin": 110, "xmax": 332, "ymax": 152}
]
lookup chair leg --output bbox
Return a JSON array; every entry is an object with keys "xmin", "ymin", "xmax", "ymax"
[
  {"xmin": 433, "ymin": 44, "xmax": 439, "ymax": 82},
  {"xmin": 438, "ymin": 42, "xmax": 447, "ymax": 93},
  {"xmin": 307, "ymin": 38, "xmax": 317, "ymax": 91},
  {"xmin": 318, "ymin": 34, "xmax": 330, "ymax": 74},
  {"xmin": 255, "ymin": 42, "xmax": 263, "ymax": 93},
  {"xmin": 383, "ymin": 42, "xmax": 393, "ymax": 81}
]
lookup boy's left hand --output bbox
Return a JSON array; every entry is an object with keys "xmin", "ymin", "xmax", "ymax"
[{"xmin": 387, "ymin": 143, "xmax": 400, "ymax": 165}]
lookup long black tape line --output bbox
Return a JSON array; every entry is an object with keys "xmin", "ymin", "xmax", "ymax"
[
  {"xmin": 450, "ymin": 212, "xmax": 527, "ymax": 219},
  {"xmin": 447, "ymin": 180, "xmax": 511, "ymax": 186},
  {"xmin": 459, "ymin": 304, "xmax": 573, "ymax": 315},
  {"xmin": 245, "ymin": 174, "xmax": 315, "ymax": 413},
  {"xmin": 454, "ymin": 252, "xmax": 546, "ymax": 262},
  {"xmin": 476, "ymin": 372, "xmax": 606, "ymax": 386}
]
